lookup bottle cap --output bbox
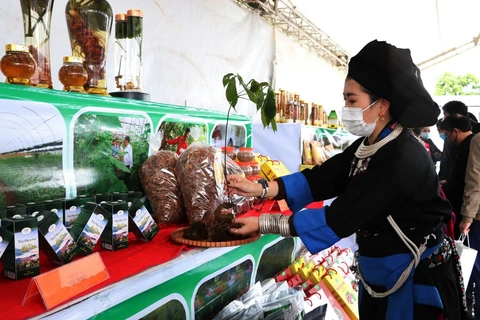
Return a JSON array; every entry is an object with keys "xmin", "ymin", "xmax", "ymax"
[
  {"xmin": 115, "ymin": 14, "xmax": 127, "ymax": 21},
  {"xmin": 127, "ymin": 9, "xmax": 143, "ymax": 17},
  {"xmin": 5, "ymin": 44, "xmax": 29, "ymax": 53},
  {"xmin": 63, "ymin": 56, "xmax": 83, "ymax": 63}
]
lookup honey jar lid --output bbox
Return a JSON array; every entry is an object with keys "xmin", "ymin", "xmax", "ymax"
[
  {"xmin": 63, "ymin": 56, "xmax": 83, "ymax": 63},
  {"xmin": 5, "ymin": 44, "xmax": 29, "ymax": 53},
  {"xmin": 115, "ymin": 13, "xmax": 127, "ymax": 21},
  {"xmin": 127, "ymin": 9, "xmax": 143, "ymax": 17}
]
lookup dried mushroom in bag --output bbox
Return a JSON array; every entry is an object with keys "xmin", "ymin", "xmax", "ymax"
[{"xmin": 139, "ymin": 150, "xmax": 186, "ymax": 224}]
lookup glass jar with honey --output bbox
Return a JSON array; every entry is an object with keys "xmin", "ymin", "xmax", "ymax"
[
  {"xmin": 0, "ymin": 44, "xmax": 36, "ymax": 85},
  {"xmin": 58, "ymin": 56, "xmax": 88, "ymax": 93}
]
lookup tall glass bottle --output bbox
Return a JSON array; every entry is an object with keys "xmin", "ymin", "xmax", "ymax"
[
  {"xmin": 126, "ymin": 9, "xmax": 143, "ymax": 91},
  {"xmin": 114, "ymin": 14, "xmax": 127, "ymax": 91},
  {"xmin": 20, "ymin": 0, "xmax": 54, "ymax": 88},
  {"xmin": 65, "ymin": 0, "xmax": 113, "ymax": 95}
]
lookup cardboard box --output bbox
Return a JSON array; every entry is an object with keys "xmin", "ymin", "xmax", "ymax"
[
  {"xmin": 36, "ymin": 211, "xmax": 79, "ymax": 265},
  {"xmin": 70, "ymin": 202, "xmax": 111, "ymax": 255},
  {"xmin": 0, "ymin": 208, "xmax": 6, "ymax": 227},
  {"xmin": 126, "ymin": 191, "xmax": 143, "ymax": 200},
  {"xmin": 0, "ymin": 226, "xmax": 13, "ymax": 259},
  {"xmin": 63, "ymin": 196, "xmax": 95, "ymax": 229},
  {"xmin": 321, "ymin": 269, "xmax": 359, "ymax": 320},
  {"xmin": 299, "ymin": 164, "xmax": 315, "ymax": 172},
  {"xmin": 94, "ymin": 193, "xmax": 111, "ymax": 204},
  {"xmin": 260, "ymin": 160, "xmax": 290, "ymax": 182},
  {"xmin": 5, "ymin": 205, "xmax": 27, "ymax": 218},
  {"xmin": 100, "ymin": 201, "xmax": 129, "ymax": 251},
  {"xmin": 2, "ymin": 216, "xmax": 40, "ymax": 280},
  {"xmin": 25, "ymin": 202, "xmax": 45, "ymax": 217},
  {"xmin": 42, "ymin": 199, "xmax": 64, "ymax": 224},
  {"xmin": 111, "ymin": 192, "xmax": 129, "ymax": 202},
  {"xmin": 128, "ymin": 199, "xmax": 159, "ymax": 242}
]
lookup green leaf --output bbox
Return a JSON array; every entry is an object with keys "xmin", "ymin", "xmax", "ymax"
[
  {"xmin": 264, "ymin": 88, "xmax": 277, "ymax": 122},
  {"xmin": 237, "ymin": 74, "xmax": 257, "ymax": 103},
  {"xmin": 226, "ymin": 78, "xmax": 238, "ymax": 109},
  {"xmin": 96, "ymin": 115, "xmax": 122, "ymax": 130},
  {"xmin": 222, "ymin": 73, "xmax": 234, "ymax": 87},
  {"xmin": 271, "ymin": 119, "xmax": 278, "ymax": 131},
  {"xmin": 261, "ymin": 104, "xmax": 267, "ymax": 128},
  {"xmin": 258, "ymin": 82, "xmax": 269, "ymax": 88},
  {"xmin": 108, "ymin": 156, "xmax": 131, "ymax": 172},
  {"xmin": 250, "ymin": 80, "xmax": 260, "ymax": 93}
]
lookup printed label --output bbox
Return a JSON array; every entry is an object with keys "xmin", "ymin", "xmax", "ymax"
[
  {"xmin": 14, "ymin": 227, "xmax": 39, "ymax": 270},
  {"xmin": 79, "ymin": 214, "xmax": 107, "ymax": 251},
  {"xmin": 44, "ymin": 220, "xmax": 76, "ymax": 259},
  {"xmin": 65, "ymin": 207, "xmax": 81, "ymax": 227}
]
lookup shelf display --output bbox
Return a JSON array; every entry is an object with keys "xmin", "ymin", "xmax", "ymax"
[
  {"xmin": 0, "ymin": 44, "xmax": 36, "ymax": 86},
  {"xmin": 20, "ymin": 0, "xmax": 54, "ymax": 88},
  {"xmin": 65, "ymin": 0, "xmax": 113, "ymax": 95}
]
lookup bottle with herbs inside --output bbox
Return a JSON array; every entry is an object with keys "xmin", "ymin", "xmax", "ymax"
[
  {"xmin": 311, "ymin": 103, "xmax": 317, "ymax": 126},
  {"xmin": 58, "ymin": 56, "xmax": 88, "ymax": 93},
  {"xmin": 279, "ymin": 89, "xmax": 286, "ymax": 123},
  {"xmin": 285, "ymin": 92, "xmax": 294, "ymax": 123},
  {"xmin": 114, "ymin": 14, "xmax": 127, "ymax": 91},
  {"xmin": 299, "ymin": 99, "xmax": 305, "ymax": 123},
  {"xmin": 1, "ymin": 44, "xmax": 36, "ymax": 86},
  {"xmin": 65, "ymin": 0, "xmax": 113, "ymax": 95},
  {"xmin": 20, "ymin": 0, "xmax": 54, "ymax": 88},
  {"xmin": 126, "ymin": 9, "xmax": 143, "ymax": 91}
]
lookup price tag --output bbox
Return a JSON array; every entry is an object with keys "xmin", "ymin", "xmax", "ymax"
[{"xmin": 22, "ymin": 252, "xmax": 109, "ymax": 310}]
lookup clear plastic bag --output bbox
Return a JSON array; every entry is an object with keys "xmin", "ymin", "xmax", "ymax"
[
  {"xmin": 176, "ymin": 143, "xmax": 247, "ymax": 224},
  {"xmin": 139, "ymin": 150, "xmax": 186, "ymax": 224}
]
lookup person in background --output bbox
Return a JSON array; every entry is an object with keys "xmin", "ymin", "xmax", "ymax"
[
  {"xmin": 411, "ymin": 127, "xmax": 429, "ymax": 151},
  {"xmin": 227, "ymin": 40, "xmax": 466, "ymax": 320},
  {"xmin": 459, "ymin": 133, "xmax": 480, "ymax": 318},
  {"xmin": 167, "ymin": 128, "xmax": 190, "ymax": 155},
  {"xmin": 123, "ymin": 136, "xmax": 133, "ymax": 189},
  {"xmin": 439, "ymin": 115, "xmax": 474, "ymax": 239},
  {"xmin": 112, "ymin": 138, "xmax": 119, "ymax": 158},
  {"xmin": 419, "ymin": 126, "xmax": 442, "ymax": 164},
  {"xmin": 440, "ymin": 101, "xmax": 480, "ymax": 181}
]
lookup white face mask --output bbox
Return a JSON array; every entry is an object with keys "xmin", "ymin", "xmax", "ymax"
[{"xmin": 342, "ymin": 100, "xmax": 380, "ymax": 137}]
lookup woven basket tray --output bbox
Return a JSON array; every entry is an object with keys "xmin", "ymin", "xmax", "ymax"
[{"xmin": 170, "ymin": 227, "xmax": 261, "ymax": 247}]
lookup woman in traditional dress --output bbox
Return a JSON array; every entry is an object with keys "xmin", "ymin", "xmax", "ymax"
[{"xmin": 227, "ymin": 40, "xmax": 468, "ymax": 320}]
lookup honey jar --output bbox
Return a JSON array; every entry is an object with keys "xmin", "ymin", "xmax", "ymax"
[
  {"xmin": 237, "ymin": 147, "xmax": 255, "ymax": 162},
  {"xmin": 58, "ymin": 56, "xmax": 88, "ymax": 93},
  {"xmin": 0, "ymin": 44, "xmax": 36, "ymax": 85},
  {"xmin": 221, "ymin": 147, "xmax": 236, "ymax": 160}
]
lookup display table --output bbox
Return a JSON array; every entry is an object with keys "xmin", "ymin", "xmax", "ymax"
[{"xmin": 0, "ymin": 201, "xmax": 329, "ymax": 320}]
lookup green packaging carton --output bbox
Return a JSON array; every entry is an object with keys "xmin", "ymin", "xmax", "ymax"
[
  {"xmin": 42, "ymin": 200, "xmax": 64, "ymax": 224},
  {"xmin": 0, "ymin": 208, "xmax": 6, "ymax": 227},
  {"xmin": 100, "ymin": 201, "xmax": 129, "ymax": 251},
  {"xmin": 126, "ymin": 191, "xmax": 143, "ymax": 200},
  {"xmin": 0, "ymin": 226, "xmax": 13, "ymax": 259},
  {"xmin": 26, "ymin": 202, "xmax": 46, "ymax": 217},
  {"xmin": 2, "ymin": 216, "xmax": 40, "ymax": 280},
  {"xmin": 36, "ymin": 211, "xmax": 79, "ymax": 265},
  {"xmin": 111, "ymin": 192, "xmax": 129, "ymax": 202},
  {"xmin": 6, "ymin": 205, "xmax": 27, "ymax": 218},
  {"xmin": 95, "ymin": 193, "xmax": 112, "ymax": 204},
  {"xmin": 70, "ymin": 202, "xmax": 111, "ymax": 255},
  {"xmin": 128, "ymin": 199, "xmax": 159, "ymax": 242},
  {"xmin": 63, "ymin": 195, "xmax": 95, "ymax": 229}
]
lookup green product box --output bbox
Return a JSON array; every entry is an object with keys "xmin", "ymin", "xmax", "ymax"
[
  {"xmin": 6, "ymin": 205, "xmax": 27, "ymax": 218},
  {"xmin": 36, "ymin": 211, "xmax": 79, "ymax": 265},
  {"xmin": 0, "ymin": 208, "xmax": 6, "ymax": 227},
  {"xmin": 63, "ymin": 196, "xmax": 95, "ymax": 229},
  {"xmin": 111, "ymin": 192, "xmax": 129, "ymax": 202},
  {"xmin": 126, "ymin": 191, "xmax": 143, "ymax": 200},
  {"xmin": 2, "ymin": 216, "xmax": 40, "ymax": 280},
  {"xmin": 95, "ymin": 193, "xmax": 112, "ymax": 204},
  {"xmin": 42, "ymin": 200, "xmax": 64, "ymax": 224},
  {"xmin": 70, "ymin": 202, "xmax": 111, "ymax": 255},
  {"xmin": 128, "ymin": 199, "xmax": 159, "ymax": 242},
  {"xmin": 100, "ymin": 201, "xmax": 129, "ymax": 251},
  {"xmin": 25, "ymin": 202, "xmax": 46, "ymax": 217},
  {"xmin": 0, "ymin": 226, "xmax": 13, "ymax": 259}
]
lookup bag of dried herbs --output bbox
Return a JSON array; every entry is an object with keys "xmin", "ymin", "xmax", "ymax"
[
  {"xmin": 139, "ymin": 150, "xmax": 186, "ymax": 224},
  {"xmin": 176, "ymin": 143, "xmax": 247, "ymax": 225}
]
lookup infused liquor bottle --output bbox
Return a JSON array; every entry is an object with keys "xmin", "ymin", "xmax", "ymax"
[
  {"xmin": 65, "ymin": 0, "xmax": 113, "ymax": 95},
  {"xmin": 125, "ymin": 9, "xmax": 143, "ymax": 91},
  {"xmin": 114, "ymin": 14, "xmax": 127, "ymax": 91},
  {"xmin": 327, "ymin": 110, "xmax": 338, "ymax": 129}
]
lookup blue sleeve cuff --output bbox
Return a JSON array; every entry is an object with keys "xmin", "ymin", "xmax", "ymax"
[
  {"xmin": 281, "ymin": 172, "xmax": 314, "ymax": 213},
  {"xmin": 292, "ymin": 207, "xmax": 340, "ymax": 254}
]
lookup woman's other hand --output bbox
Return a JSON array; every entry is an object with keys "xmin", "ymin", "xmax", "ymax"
[
  {"xmin": 230, "ymin": 216, "xmax": 260, "ymax": 235},
  {"xmin": 226, "ymin": 175, "xmax": 261, "ymax": 198}
]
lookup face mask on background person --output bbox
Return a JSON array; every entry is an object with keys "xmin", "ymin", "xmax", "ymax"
[
  {"xmin": 342, "ymin": 100, "xmax": 379, "ymax": 137},
  {"xmin": 420, "ymin": 132, "xmax": 430, "ymax": 140},
  {"xmin": 439, "ymin": 132, "xmax": 447, "ymax": 141}
]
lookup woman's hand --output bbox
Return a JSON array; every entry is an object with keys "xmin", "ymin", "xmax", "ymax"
[
  {"xmin": 226, "ymin": 175, "xmax": 261, "ymax": 198},
  {"xmin": 230, "ymin": 216, "xmax": 260, "ymax": 236}
]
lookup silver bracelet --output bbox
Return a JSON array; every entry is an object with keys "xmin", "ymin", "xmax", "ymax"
[{"xmin": 259, "ymin": 214, "xmax": 292, "ymax": 237}]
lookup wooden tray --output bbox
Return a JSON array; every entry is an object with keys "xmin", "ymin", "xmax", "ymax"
[{"xmin": 170, "ymin": 227, "xmax": 261, "ymax": 247}]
